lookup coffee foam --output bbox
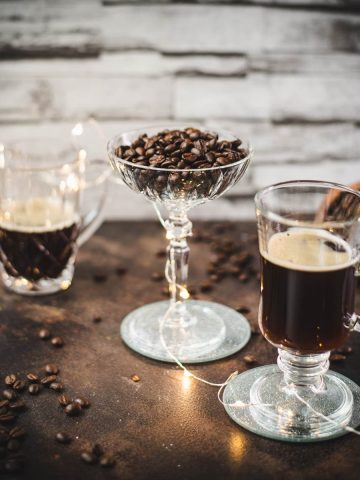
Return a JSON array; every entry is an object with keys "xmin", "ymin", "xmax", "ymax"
[
  {"xmin": 0, "ymin": 197, "xmax": 79, "ymax": 233},
  {"xmin": 261, "ymin": 228, "xmax": 355, "ymax": 272}
]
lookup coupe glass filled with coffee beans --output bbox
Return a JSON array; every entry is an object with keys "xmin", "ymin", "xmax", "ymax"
[
  {"xmin": 224, "ymin": 180, "xmax": 360, "ymax": 442},
  {"xmin": 108, "ymin": 126, "xmax": 252, "ymax": 363}
]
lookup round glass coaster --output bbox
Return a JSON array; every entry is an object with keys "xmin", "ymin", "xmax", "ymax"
[
  {"xmin": 120, "ymin": 300, "xmax": 251, "ymax": 363},
  {"xmin": 223, "ymin": 365, "xmax": 360, "ymax": 443}
]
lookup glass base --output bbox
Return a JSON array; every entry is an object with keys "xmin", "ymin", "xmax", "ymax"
[
  {"xmin": 120, "ymin": 300, "xmax": 251, "ymax": 363},
  {"xmin": 223, "ymin": 365, "xmax": 360, "ymax": 442},
  {"xmin": 1, "ymin": 264, "xmax": 74, "ymax": 296}
]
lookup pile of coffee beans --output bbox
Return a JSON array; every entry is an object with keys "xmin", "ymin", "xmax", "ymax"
[{"xmin": 113, "ymin": 128, "xmax": 249, "ymax": 200}]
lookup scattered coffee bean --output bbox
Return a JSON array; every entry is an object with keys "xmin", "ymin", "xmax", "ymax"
[
  {"xmin": 4, "ymin": 375, "xmax": 17, "ymax": 386},
  {"xmin": 81, "ymin": 451, "xmax": 97, "ymax": 464},
  {"xmin": 12, "ymin": 380, "xmax": 26, "ymax": 392},
  {"xmin": 9, "ymin": 427, "xmax": 26, "ymax": 439},
  {"xmin": 65, "ymin": 402, "xmax": 82, "ymax": 417},
  {"xmin": 51, "ymin": 336, "xmax": 64, "ymax": 348},
  {"xmin": 55, "ymin": 432, "xmax": 71, "ymax": 445},
  {"xmin": 151, "ymin": 272, "xmax": 164, "ymax": 282},
  {"xmin": 130, "ymin": 374, "xmax": 140, "ymax": 383},
  {"xmin": 74, "ymin": 397, "xmax": 90, "ymax": 409},
  {"xmin": 58, "ymin": 395, "xmax": 72, "ymax": 407},
  {"xmin": 243, "ymin": 355, "xmax": 256, "ymax": 365},
  {"xmin": 115, "ymin": 266, "xmax": 127, "ymax": 276},
  {"xmin": 236, "ymin": 306, "xmax": 250, "ymax": 314},
  {"xmin": 26, "ymin": 373, "xmax": 39, "ymax": 383},
  {"xmin": 155, "ymin": 249, "xmax": 166, "ymax": 258},
  {"xmin": 50, "ymin": 382, "xmax": 63, "ymax": 392},
  {"xmin": 7, "ymin": 439, "xmax": 20, "ymax": 452},
  {"xmin": 93, "ymin": 316, "xmax": 102, "ymax": 324},
  {"xmin": 251, "ymin": 326, "xmax": 260, "ymax": 335},
  {"xmin": 199, "ymin": 282, "xmax": 213, "ymax": 293},
  {"xmin": 2, "ymin": 390, "xmax": 16, "ymax": 401},
  {"xmin": 238, "ymin": 273, "xmax": 249, "ymax": 283},
  {"xmin": 39, "ymin": 328, "xmax": 51, "ymax": 340},
  {"xmin": 28, "ymin": 384, "xmax": 40, "ymax": 396},
  {"xmin": 9, "ymin": 401, "xmax": 26, "ymax": 411},
  {"xmin": 0, "ymin": 414, "xmax": 16, "ymax": 424},
  {"xmin": 93, "ymin": 274, "xmax": 107, "ymax": 283},
  {"xmin": 4, "ymin": 456, "xmax": 25, "ymax": 473},
  {"xmin": 100, "ymin": 456, "xmax": 116, "ymax": 468},
  {"xmin": 92, "ymin": 444, "xmax": 104, "ymax": 458},
  {"xmin": 330, "ymin": 353, "xmax": 346, "ymax": 362},
  {"xmin": 44, "ymin": 364, "xmax": 59, "ymax": 375},
  {"xmin": 41, "ymin": 375, "xmax": 57, "ymax": 385}
]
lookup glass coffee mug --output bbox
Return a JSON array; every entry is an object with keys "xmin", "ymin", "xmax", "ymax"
[
  {"xmin": 0, "ymin": 136, "xmax": 110, "ymax": 295},
  {"xmin": 224, "ymin": 180, "xmax": 360, "ymax": 442}
]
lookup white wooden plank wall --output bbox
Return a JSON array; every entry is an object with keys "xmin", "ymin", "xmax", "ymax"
[{"xmin": 0, "ymin": 0, "xmax": 359, "ymax": 220}]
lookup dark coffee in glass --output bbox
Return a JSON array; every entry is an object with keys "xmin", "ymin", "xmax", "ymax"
[
  {"xmin": 260, "ymin": 228, "xmax": 356, "ymax": 354},
  {"xmin": 0, "ymin": 198, "xmax": 79, "ymax": 283}
]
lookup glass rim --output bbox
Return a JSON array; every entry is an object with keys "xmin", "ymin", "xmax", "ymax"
[
  {"xmin": 0, "ymin": 137, "xmax": 82, "ymax": 173},
  {"xmin": 107, "ymin": 125, "xmax": 253, "ymax": 172},
  {"xmin": 254, "ymin": 180, "xmax": 360, "ymax": 228}
]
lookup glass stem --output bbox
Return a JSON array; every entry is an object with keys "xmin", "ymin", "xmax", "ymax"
[
  {"xmin": 165, "ymin": 209, "xmax": 192, "ymax": 306},
  {"xmin": 277, "ymin": 348, "xmax": 330, "ymax": 393}
]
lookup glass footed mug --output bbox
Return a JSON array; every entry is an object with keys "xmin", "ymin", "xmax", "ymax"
[
  {"xmin": 223, "ymin": 180, "xmax": 360, "ymax": 442},
  {"xmin": 0, "ymin": 136, "xmax": 110, "ymax": 295},
  {"xmin": 108, "ymin": 125, "xmax": 253, "ymax": 363}
]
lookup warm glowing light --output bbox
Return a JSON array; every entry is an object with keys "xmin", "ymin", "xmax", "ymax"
[
  {"xmin": 181, "ymin": 372, "xmax": 192, "ymax": 391},
  {"xmin": 180, "ymin": 287, "xmax": 190, "ymax": 300},
  {"xmin": 228, "ymin": 431, "xmax": 246, "ymax": 462},
  {"xmin": 72, "ymin": 123, "xmax": 84, "ymax": 136}
]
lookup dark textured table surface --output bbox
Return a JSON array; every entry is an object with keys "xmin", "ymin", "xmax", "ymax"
[{"xmin": 0, "ymin": 221, "xmax": 359, "ymax": 480}]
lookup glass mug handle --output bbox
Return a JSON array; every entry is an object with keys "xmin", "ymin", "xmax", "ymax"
[
  {"xmin": 346, "ymin": 262, "xmax": 360, "ymax": 333},
  {"xmin": 77, "ymin": 158, "xmax": 111, "ymax": 246}
]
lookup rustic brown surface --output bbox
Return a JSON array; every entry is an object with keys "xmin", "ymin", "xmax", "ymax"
[{"xmin": 0, "ymin": 221, "xmax": 359, "ymax": 480}]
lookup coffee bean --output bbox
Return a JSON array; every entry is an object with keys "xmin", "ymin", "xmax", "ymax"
[
  {"xmin": 243, "ymin": 355, "xmax": 257, "ymax": 365},
  {"xmin": 100, "ymin": 456, "xmax": 116, "ymax": 468},
  {"xmin": 51, "ymin": 336, "xmax": 64, "ymax": 348},
  {"xmin": 330, "ymin": 353, "xmax": 346, "ymax": 362},
  {"xmin": 0, "ymin": 413, "xmax": 16, "ymax": 424},
  {"xmin": 58, "ymin": 395, "xmax": 72, "ymax": 407},
  {"xmin": 93, "ymin": 274, "xmax": 107, "ymax": 283},
  {"xmin": 151, "ymin": 272, "xmax": 164, "ymax": 282},
  {"xmin": 39, "ymin": 328, "xmax": 51, "ymax": 340},
  {"xmin": 199, "ymin": 282, "xmax": 213, "ymax": 293},
  {"xmin": 65, "ymin": 402, "xmax": 82, "ymax": 417},
  {"xmin": 92, "ymin": 444, "xmax": 103, "ymax": 457},
  {"xmin": 26, "ymin": 373, "xmax": 39, "ymax": 383},
  {"xmin": 9, "ymin": 427, "xmax": 26, "ymax": 439},
  {"xmin": 9, "ymin": 400, "xmax": 26, "ymax": 411},
  {"xmin": 41, "ymin": 375, "xmax": 57, "ymax": 385},
  {"xmin": 130, "ymin": 374, "xmax": 140, "ymax": 383},
  {"xmin": 238, "ymin": 273, "xmax": 249, "ymax": 283},
  {"xmin": 4, "ymin": 375, "xmax": 17, "ymax": 386},
  {"xmin": 74, "ymin": 397, "xmax": 90, "ymax": 409},
  {"xmin": 28, "ymin": 384, "xmax": 40, "ymax": 396},
  {"xmin": 115, "ymin": 266, "xmax": 127, "ymax": 276},
  {"xmin": 81, "ymin": 451, "xmax": 97, "ymax": 464},
  {"xmin": 13, "ymin": 380, "xmax": 26, "ymax": 392},
  {"xmin": 7, "ymin": 439, "xmax": 21, "ymax": 452},
  {"xmin": 4, "ymin": 457, "xmax": 25, "ymax": 473},
  {"xmin": 55, "ymin": 432, "xmax": 71, "ymax": 445},
  {"xmin": 44, "ymin": 364, "xmax": 59, "ymax": 375},
  {"xmin": 2, "ymin": 390, "xmax": 16, "ymax": 401},
  {"xmin": 93, "ymin": 316, "xmax": 102, "ymax": 324},
  {"xmin": 50, "ymin": 382, "xmax": 63, "ymax": 392},
  {"xmin": 236, "ymin": 306, "xmax": 250, "ymax": 314}
]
